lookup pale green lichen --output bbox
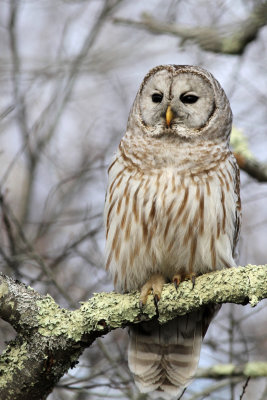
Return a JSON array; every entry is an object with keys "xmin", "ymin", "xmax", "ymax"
[
  {"xmin": 246, "ymin": 264, "xmax": 266, "ymax": 306},
  {"xmin": 36, "ymin": 291, "xmax": 148, "ymax": 341},
  {"xmin": 0, "ymin": 341, "xmax": 28, "ymax": 388},
  {"xmin": 244, "ymin": 362, "xmax": 267, "ymax": 377},
  {"xmin": 221, "ymin": 37, "xmax": 241, "ymax": 54},
  {"xmin": 230, "ymin": 127, "xmax": 254, "ymax": 159},
  {"xmin": 79, "ymin": 291, "xmax": 154, "ymax": 330},
  {"xmin": 0, "ymin": 281, "xmax": 9, "ymax": 298},
  {"xmin": 212, "ymin": 363, "xmax": 235, "ymax": 376},
  {"xmin": 249, "ymin": 295, "xmax": 259, "ymax": 307},
  {"xmin": 36, "ymin": 296, "xmax": 84, "ymax": 341},
  {"xmin": 158, "ymin": 265, "xmax": 267, "ymax": 324}
]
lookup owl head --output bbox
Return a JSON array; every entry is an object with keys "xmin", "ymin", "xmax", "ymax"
[{"xmin": 127, "ymin": 65, "xmax": 232, "ymax": 143}]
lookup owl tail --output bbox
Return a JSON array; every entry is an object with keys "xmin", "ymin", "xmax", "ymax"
[{"xmin": 128, "ymin": 307, "xmax": 219, "ymax": 398}]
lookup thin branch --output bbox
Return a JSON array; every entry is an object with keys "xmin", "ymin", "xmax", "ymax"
[
  {"xmin": 8, "ymin": 0, "xmax": 34, "ymax": 226},
  {"xmin": 8, "ymin": 0, "xmax": 29, "ymax": 143},
  {"xmin": 188, "ymin": 377, "xmax": 244, "ymax": 400},
  {"xmin": 239, "ymin": 376, "xmax": 250, "ymax": 400},
  {"xmin": 196, "ymin": 363, "xmax": 266, "ymax": 379},
  {"xmin": 35, "ymin": 0, "xmax": 123, "ymax": 154},
  {"xmin": 230, "ymin": 127, "xmax": 267, "ymax": 183},
  {"xmin": 0, "ymin": 195, "xmax": 76, "ymax": 306},
  {"xmin": 7, "ymin": 0, "xmax": 123, "ymax": 227},
  {"xmin": 234, "ymin": 154, "xmax": 267, "ymax": 182}
]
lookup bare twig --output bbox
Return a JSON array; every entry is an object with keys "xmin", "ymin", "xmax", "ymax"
[
  {"xmin": 8, "ymin": 0, "xmax": 29, "ymax": 143},
  {"xmin": 239, "ymin": 376, "xmax": 251, "ymax": 400},
  {"xmin": 7, "ymin": 0, "xmax": 123, "ymax": 226},
  {"xmin": 8, "ymin": 0, "xmax": 33, "ymax": 225},
  {"xmin": 0, "ymin": 195, "xmax": 76, "ymax": 306},
  {"xmin": 35, "ymin": 0, "xmax": 124, "ymax": 154},
  {"xmin": 188, "ymin": 377, "xmax": 244, "ymax": 400}
]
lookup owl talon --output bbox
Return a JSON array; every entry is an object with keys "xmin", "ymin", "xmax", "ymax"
[
  {"xmin": 191, "ymin": 274, "xmax": 196, "ymax": 289},
  {"xmin": 153, "ymin": 294, "xmax": 160, "ymax": 316},
  {"xmin": 172, "ymin": 273, "xmax": 196, "ymax": 290},
  {"xmin": 139, "ymin": 291, "xmax": 150, "ymax": 308},
  {"xmin": 184, "ymin": 273, "xmax": 196, "ymax": 289},
  {"xmin": 139, "ymin": 274, "xmax": 166, "ymax": 308},
  {"xmin": 172, "ymin": 275, "xmax": 182, "ymax": 291},
  {"xmin": 154, "ymin": 293, "xmax": 159, "ymax": 305}
]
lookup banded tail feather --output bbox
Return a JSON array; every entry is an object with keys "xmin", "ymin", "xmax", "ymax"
[{"xmin": 128, "ymin": 306, "xmax": 219, "ymax": 398}]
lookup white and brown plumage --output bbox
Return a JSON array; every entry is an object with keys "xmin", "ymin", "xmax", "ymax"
[{"xmin": 104, "ymin": 65, "xmax": 241, "ymax": 397}]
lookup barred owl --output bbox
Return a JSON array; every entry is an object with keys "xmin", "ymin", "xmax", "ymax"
[{"xmin": 104, "ymin": 65, "xmax": 241, "ymax": 397}]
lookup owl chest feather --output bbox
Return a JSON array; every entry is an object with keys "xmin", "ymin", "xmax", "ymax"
[{"xmin": 105, "ymin": 146, "xmax": 238, "ymax": 292}]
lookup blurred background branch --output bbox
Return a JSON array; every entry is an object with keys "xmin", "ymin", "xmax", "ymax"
[
  {"xmin": 114, "ymin": 1, "xmax": 267, "ymax": 55},
  {"xmin": 196, "ymin": 362, "xmax": 267, "ymax": 378},
  {"xmin": 231, "ymin": 128, "xmax": 267, "ymax": 182}
]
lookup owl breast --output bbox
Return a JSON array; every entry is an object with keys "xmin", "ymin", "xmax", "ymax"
[{"xmin": 104, "ymin": 143, "xmax": 239, "ymax": 293}]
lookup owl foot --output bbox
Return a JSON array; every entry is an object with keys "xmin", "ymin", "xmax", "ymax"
[
  {"xmin": 139, "ymin": 274, "xmax": 166, "ymax": 309},
  {"xmin": 172, "ymin": 273, "xmax": 196, "ymax": 290}
]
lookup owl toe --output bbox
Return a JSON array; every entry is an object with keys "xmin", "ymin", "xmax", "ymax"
[
  {"xmin": 139, "ymin": 274, "xmax": 166, "ymax": 308},
  {"xmin": 172, "ymin": 272, "xmax": 196, "ymax": 290}
]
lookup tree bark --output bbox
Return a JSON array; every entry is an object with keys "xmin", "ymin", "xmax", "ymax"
[{"xmin": 0, "ymin": 264, "xmax": 266, "ymax": 399}]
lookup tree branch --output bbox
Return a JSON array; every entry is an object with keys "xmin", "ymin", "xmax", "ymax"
[
  {"xmin": 196, "ymin": 362, "xmax": 267, "ymax": 379},
  {"xmin": 230, "ymin": 127, "xmax": 267, "ymax": 182},
  {"xmin": 235, "ymin": 155, "xmax": 267, "ymax": 182},
  {"xmin": 113, "ymin": 1, "xmax": 267, "ymax": 55},
  {"xmin": 0, "ymin": 265, "xmax": 266, "ymax": 399}
]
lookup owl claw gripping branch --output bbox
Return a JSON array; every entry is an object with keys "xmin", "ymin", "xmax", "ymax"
[
  {"xmin": 139, "ymin": 271, "xmax": 196, "ymax": 310},
  {"xmin": 105, "ymin": 65, "xmax": 241, "ymax": 398},
  {"xmin": 139, "ymin": 273, "xmax": 166, "ymax": 308},
  {"xmin": 172, "ymin": 272, "xmax": 196, "ymax": 290}
]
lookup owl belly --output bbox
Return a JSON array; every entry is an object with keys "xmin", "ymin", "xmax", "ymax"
[{"xmin": 105, "ymin": 166, "xmax": 236, "ymax": 292}]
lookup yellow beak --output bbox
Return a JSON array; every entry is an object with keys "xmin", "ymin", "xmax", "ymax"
[{"xmin": 166, "ymin": 105, "xmax": 173, "ymax": 127}]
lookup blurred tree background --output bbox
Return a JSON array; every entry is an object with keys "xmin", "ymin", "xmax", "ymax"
[{"xmin": 0, "ymin": 0, "xmax": 266, "ymax": 399}]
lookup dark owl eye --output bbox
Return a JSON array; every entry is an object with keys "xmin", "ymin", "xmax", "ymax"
[
  {"xmin": 152, "ymin": 93, "xmax": 163, "ymax": 103},
  {"xmin": 180, "ymin": 93, "xmax": 199, "ymax": 104}
]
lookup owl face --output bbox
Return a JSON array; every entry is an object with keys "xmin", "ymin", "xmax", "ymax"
[{"xmin": 133, "ymin": 65, "xmax": 229, "ymax": 140}]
